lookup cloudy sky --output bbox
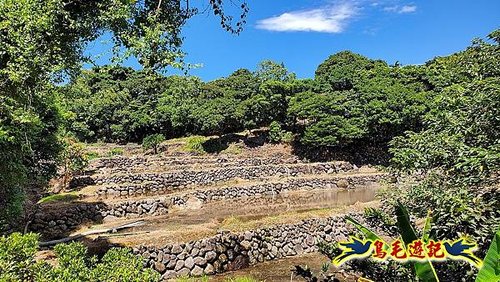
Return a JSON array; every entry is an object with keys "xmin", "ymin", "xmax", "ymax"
[{"xmin": 86, "ymin": 0, "xmax": 500, "ymax": 80}]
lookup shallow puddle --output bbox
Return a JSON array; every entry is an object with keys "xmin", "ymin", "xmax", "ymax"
[
  {"xmin": 210, "ymin": 252, "xmax": 357, "ymax": 282},
  {"xmin": 104, "ymin": 184, "xmax": 379, "ymax": 246},
  {"xmin": 172, "ymin": 183, "xmax": 378, "ymax": 224}
]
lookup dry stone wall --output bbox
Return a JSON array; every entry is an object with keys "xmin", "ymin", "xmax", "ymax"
[
  {"xmin": 29, "ymin": 198, "xmax": 172, "ymax": 239},
  {"xmin": 29, "ymin": 174, "xmax": 384, "ymax": 239},
  {"xmin": 93, "ymin": 156, "xmax": 301, "ymax": 174},
  {"xmin": 95, "ymin": 161, "xmax": 356, "ymax": 197},
  {"xmin": 29, "ymin": 203, "xmax": 106, "ymax": 239},
  {"xmin": 177, "ymin": 174, "xmax": 385, "ymax": 202},
  {"xmin": 133, "ymin": 216, "xmax": 352, "ymax": 280}
]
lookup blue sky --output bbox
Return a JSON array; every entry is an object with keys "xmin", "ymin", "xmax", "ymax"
[{"xmin": 85, "ymin": 0, "xmax": 500, "ymax": 81}]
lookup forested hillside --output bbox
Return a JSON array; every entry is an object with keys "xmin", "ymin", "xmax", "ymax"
[
  {"xmin": 3, "ymin": 28, "xmax": 499, "ymax": 229},
  {"xmin": 0, "ymin": 0, "xmax": 498, "ymax": 279},
  {"xmin": 58, "ymin": 32, "xmax": 500, "ymax": 279},
  {"xmin": 58, "ymin": 61, "xmax": 303, "ymax": 142},
  {"xmin": 59, "ymin": 30, "xmax": 498, "ymax": 168}
]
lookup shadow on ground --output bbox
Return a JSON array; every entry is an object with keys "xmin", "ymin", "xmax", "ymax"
[
  {"xmin": 202, "ymin": 130, "xmax": 268, "ymax": 153},
  {"xmin": 291, "ymin": 140, "xmax": 391, "ymax": 166},
  {"xmin": 28, "ymin": 200, "xmax": 107, "ymax": 241}
]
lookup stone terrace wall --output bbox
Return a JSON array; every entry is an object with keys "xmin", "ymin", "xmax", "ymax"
[
  {"xmin": 92, "ymin": 155, "xmax": 301, "ymax": 174},
  {"xmin": 30, "ymin": 174, "xmax": 384, "ymax": 239},
  {"xmin": 189, "ymin": 174, "xmax": 385, "ymax": 202},
  {"xmin": 97, "ymin": 173, "xmax": 385, "ymax": 199},
  {"xmin": 94, "ymin": 162, "xmax": 356, "ymax": 197},
  {"xmin": 29, "ymin": 203, "xmax": 106, "ymax": 239},
  {"xmin": 30, "ymin": 198, "xmax": 174, "ymax": 239},
  {"xmin": 133, "ymin": 216, "xmax": 351, "ymax": 280}
]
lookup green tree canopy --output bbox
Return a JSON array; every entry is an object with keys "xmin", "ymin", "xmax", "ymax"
[{"xmin": 0, "ymin": 0, "xmax": 248, "ymax": 223}]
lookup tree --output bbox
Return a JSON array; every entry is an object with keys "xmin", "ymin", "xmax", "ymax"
[
  {"xmin": 59, "ymin": 137, "xmax": 88, "ymax": 189},
  {"xmin": 255, "ymin": 60, "xmax": 296, "ymax": 82},
  {"xmin": 0, "ymin": 0, "xmax": 249, "ymax": 223},
  {"xmin": 390, "ymin": 30, "xmax": 500, "ymax": 184},
  {"xmin": 383, "ymin": 29, "xmax": 500, "ymax": 279},
  {"xmin": 142, "ymin": 134, "xmax": 166, "ymax": 154},
  {"xmin": 288, "ymin": 52, "xmax": 431, "ymax": 148},
  {"xmin": 315, "ymin": 51, "xmax": 381, "ymax": 92}
]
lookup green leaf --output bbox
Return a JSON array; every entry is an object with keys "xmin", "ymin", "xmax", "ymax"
[
  {"xmin": 345, "ymin": 215, "xmax": 384, "ymax": 243},
  {"xmin": 395, "ymin": 201, "xmax": 439, "ymax": 282},
  {"xmin": 422, "ymin": 209, "xmax": 433, "ymax": 243},
  {"xmin": 475, "ymin": 227, "xmax": 500, "ymax": 282}
]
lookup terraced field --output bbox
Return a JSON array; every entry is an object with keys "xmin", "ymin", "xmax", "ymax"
[{"xmin": 31, "ymin": 141, "xmax": 388, "ymax": 281}]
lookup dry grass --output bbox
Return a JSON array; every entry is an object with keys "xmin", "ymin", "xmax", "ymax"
[
  {"xmin": 77, "ymin": 200, "xmax": 380, "ymax": 248},
  {"xmin": 217, "ymin": 201, "xmax": 378, "ymax": 233}
]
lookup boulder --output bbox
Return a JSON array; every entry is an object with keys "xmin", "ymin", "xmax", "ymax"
[
  {"xmin": 154, "ymin": 261, "xmax": 166, "ymax": 273},
  {"xmin": 174, "ymin": 260, "xmax": 184, "ymax": 271},
  {"xmin": 204, "ymin": 251, "xmax": 217, "ymax": 262}
]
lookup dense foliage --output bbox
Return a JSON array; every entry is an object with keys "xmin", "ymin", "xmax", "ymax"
[
  {"xmin": 374, "ymin": 30, "xmax": 500, "ymax": 281},
  {"xmin": 0, "ymin": 0, "xmax": 248, "ymax": 223},
  {"xmin": 288, "ymin": 51, "xmax": 431, "ymax": 148},
  {"xmin": 286, "ymin": 29, "xmax": 498, "ymax": 282},
  {"xmin": 0, "ymin": 233, "xmax": 159, "ymax": 281},
  {"xmin": 60, "ymin": 52, "xmax": 434, "ymax": 151},
  {"xmin": 390, "ymin": 33, "xmax": 500, "ymax": 184},
  {"xmin": 60, "ymin": 61, "xmax": 305, "ymax": 142}
]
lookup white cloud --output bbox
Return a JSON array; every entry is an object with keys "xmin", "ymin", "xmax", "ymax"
[
  {"xmin": 383, "ymin": 4, "xmax": 417, "ymax": 13},
  {"xmin": 399, "ymin": 5, "xmax": 417, "ymax": 13},
  {"xmin": 256, "ymin": 3, "xmax": 358, "ymax": 33}
]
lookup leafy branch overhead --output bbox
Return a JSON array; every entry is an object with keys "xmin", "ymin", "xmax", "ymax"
[{"xmin": 0, "ymin": 0, "xmax": 248, "ymax": 223}]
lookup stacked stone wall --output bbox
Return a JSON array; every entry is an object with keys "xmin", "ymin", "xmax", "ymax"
[{"xmin": 134, "ymin": 216, "xmax": 351, "ymax": 280}]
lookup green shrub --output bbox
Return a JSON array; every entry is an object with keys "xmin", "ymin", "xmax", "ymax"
[
  {"xmin": 269, "ymin": 121, "xmax": 293, "ymax": 144},
  {"xmin": 37, "ymin": 193, "xmax": 79, "ymax": 204},
  {"xmin": 0, "ymin": 233, "xmax": 160, "ymax": 282},
  {"xmin": 0, "ymin": 233, "xmax": 43, "ymax": 281},
  {"xmin": 85, "ymin": 151, "xmax": 100, "ymax": 161},
  {"xmin": 59, "ymin": 137, "xmax": 89, "ymax": 189},
  {"xmin": 142, "ymin": 134, "xmax": 166, "ymax": 154},
  {"xmin": 281, "ymin": 131, "xmax": 294, "ymax": 144},
  {"xmin": 380, "ymin": 178, "xmax": 500, "ymax": 255},
  {"xmin": 375, "ymin": 178, "xmax": 500, "ymax": 280},
  {"xmin": 89, "ymin": 247, "xmax": 159, "ymax": 281},
  {"xmin": 268, "ymin": 121, "xmax": 283, "ymax": 143},
  {"xmin": 183, "ymin": 136, "xmax": 208, "ymax": 154},
  {"xmin": 108, "ymin": 148, "xmax": 124, "ymax": 156}
]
